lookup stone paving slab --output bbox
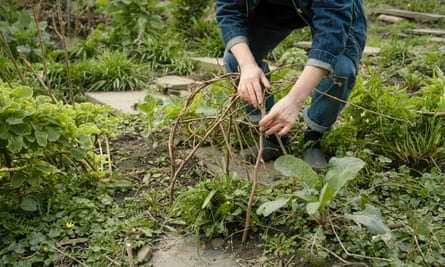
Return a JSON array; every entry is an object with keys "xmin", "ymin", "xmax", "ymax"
[
  {"xmin": 371, "ymin": 8, "xmax": 445, "ymax": 22},
  {"xmin": 154, "ymin": 75, "xmax": 197, "ymax": 91},
  {"xmin": 85, "ymin": 90, "xmax": 148, "ymax": 114},
  {"xmin": 150, "ymin": 233, "xmax": 239, "ymax": 267}
]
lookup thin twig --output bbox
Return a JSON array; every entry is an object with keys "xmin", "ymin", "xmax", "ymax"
[
  {"xmin": 105, "ymin": 135, "xmax": 113, "ymax": 175},
  {"xmin": 50, "ymin": 245, "xmax": 89, "ymax": 267},
  {"xmin": 0, "ymin": 163, "xmax": 33, "ymax": 172},
  {"xmin": 417, "ymin": 111, "xmax": 445, "ymax": 116},
  {"xmin": 125, "ymin": 242, "xmax": 135, "ymax": 267},
  {"xmin": 168, "ymin": 74, "xmax": 238, "ymax": 205},
  {"xmin": 58, "ymin": 237, "xmax": 89, "ymax": 246},
  {"xmin": 0, "ymin": 29, "xmax": 26, "ymax": 84},
  {"xmin": 168, "ymin": 95, "xmax": 239, "ymax": 205},
  {"xmin": 329, "ymin": 216, "xmax": 393, "ymax": 263},
  {"xmin": 17, "ymin": 49, "xmax": 57, "ymax": 103},
  {"xmin": 55, "ymin": 0, "xmax": 75, "ymax": 105},
  {"xmin": 242, "ymin": 101, "xmax": 265, "ymax": 243},
  {"xmin": 313, "ymin": 88, "xmax": 414, "ymax": 125},
  {"xmin": 31, "ymin": 6, "xmax": 54, "ymax": 99}
]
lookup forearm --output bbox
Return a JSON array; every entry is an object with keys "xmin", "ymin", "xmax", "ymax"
[
  {"xmin": 287, "ymin": 65, "xmax": 327, "ymax": 106},
  {"xmin": 230, "ymin": 42, "xmax": 257, "ymax": 69}
]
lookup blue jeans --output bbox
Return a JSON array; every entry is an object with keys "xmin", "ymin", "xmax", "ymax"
[{"xmin": 223, "ymin": 21, "xmax": 359, "ymax": 134}]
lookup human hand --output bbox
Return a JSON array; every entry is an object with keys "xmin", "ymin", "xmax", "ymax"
[
  {"xmin": 259, "ymin": 96, "xmax": 302, "ymax": 136},
  {"xmin": 237, "ymin": 63, "xmax": 270, "ymax": 107}
]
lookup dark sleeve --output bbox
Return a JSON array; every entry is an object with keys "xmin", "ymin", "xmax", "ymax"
[
  {"xmin": 215, "ymin": 0, "xmax": 249, "ymax": 50},
  {"xmin": 308, "ymin": 0, "xmax": 355, "ymax": 70}
]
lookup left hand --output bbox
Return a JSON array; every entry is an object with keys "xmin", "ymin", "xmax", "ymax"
[{"xmin": 259, "ymin": 96, "xmax": 302, "ymax": 136}]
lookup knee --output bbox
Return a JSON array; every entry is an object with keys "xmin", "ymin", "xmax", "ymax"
[
  {"xmin": 334, "ymin": 56, "xmax": 356, "ymax": 77},
  {"xmin": 331, "ymin": 55, "xmax": 357, "ymax": 88}
]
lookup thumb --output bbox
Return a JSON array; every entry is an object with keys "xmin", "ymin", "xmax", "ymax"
[{"xmin": 259, "ymin": 111, "xmax": 276, "ymax": 128}]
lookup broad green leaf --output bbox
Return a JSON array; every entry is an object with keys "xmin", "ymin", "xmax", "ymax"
[
  {"xmin": 47, "ymin": 126, "xmax": 61, "ymax": 141},
  {"xmin": 149, "ymin": 15, "xmax": 163, "ymax": 29},
  {"xmin": 78, "ymin": 135, "xmax": 93, "ymax": 147},
  {"xmin": 0, "ymin": 125, "xmax": 8, "ymax": 139},
  {"xmin": 20, "ymin": 198, "xmax": 38, "ymax": 211},
  {"xmin": 7, "ymin": 134, "xmax": 24, "ymax": 153},
  {"xmin": 306, "ymin": 201, "xmax": 321, "ymax": 215},
  {"xmin": 12, "ymin": 86, "xmax": 33, "ymax": 98},
  {"xmin": 78, "ymin": 123, "xmax": 101, "ymax": 135},
  {"xmin": 10, "ymin": 123, "xmax": 31, "ymax": 136},
  {"xmin": 345, "ymin": 205, "xmax": 391, "ymax": 235},
  {"xmin": 138, "ymin": 94, "xmax": 157, "ymax": 113},
  {"xmin": 27, "ymin": 175, "xmax": 40, "ymax": 187},
  {"xmin": 70, "ymin": 148, "xmax": 86, "ymax": 161},
  {"xmin": 29, "ymin": 232, "xmax": 46, "ymax": 246},
  {"xmin": 6, "ymin": 110, "xmax": 26, "ymax": 125},
  {"xmin": 306, "ymin": 157, "xmax": 365, "ymax": 215},
  {"xmin": 195, "ymin": 102, "xmax": 218, "ymax": 116},
  {"xmin": 294, "ymin": 189, "xmax": 318, "ymax": 202},
  {"xmin": 11, "ymin": 172, "xmax": 27, "ymax": 188},
  {"xmin": 274, "ymin": 155, "xmax": 320, "ymax": 188},
  {"xmin": 34, "ymin": 129, "xmax": 48, "ymax": 147},
  {"xmin": 257, "ymin": 198, "xmax": 288, "ymax": 217},
  {"xmin": 319, "ymin": 157, "xmax": 365, "ymax": 208}
]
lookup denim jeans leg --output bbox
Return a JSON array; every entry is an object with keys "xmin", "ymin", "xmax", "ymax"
[{"xmin": 303, "ymin": 54, "xmax": 358, "ymax": 133}]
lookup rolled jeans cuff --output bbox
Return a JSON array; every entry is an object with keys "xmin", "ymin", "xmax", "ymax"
[{"xmin": 303, "ymin": 107, "xmax": 331, "ymax": 133}]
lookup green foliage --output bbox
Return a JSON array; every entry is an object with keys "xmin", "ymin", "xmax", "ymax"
[
  {"xmin": 0, "ymin": 171, "xmax": 159, "ymax": 266},
  {"xmin": 168, "ymin": 0, "xmax": 212, "ymax": 37},
  {"xmin": 170, "ymin": 172, "xmax": 258, "ymax": 237},
  {"xmin": 105, "ymin": 0, "xmax": 167, "ymax": 46},
  {"xmin": 260, "ymin": 155, "xmax": 364, "ymax": 225},
  {"xmin": 339, "ymin": 68, "xmax": 445, "ymax": 170},
  {"xmin": 0, "ymin": 83, "xmax": 162, "ymax": 266},
  {"xmin": 69, "ymin": 25, "xmax": 108, "ymax": 59},
  {"xmin": 69, "ymin": 49, "xmax": 150, "ymax": 92},
  {"xmin": 0, "ymin": 83, "xmax": 117, "ymax": 188},
  {"xmin": 0, "ymin": 9, "xmax": 51, "ymax": 61},
  {"xmin": 131, "ymin": 30, "xmax": 195, "ymax": 75}
]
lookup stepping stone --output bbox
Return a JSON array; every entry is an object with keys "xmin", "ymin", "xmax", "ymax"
[
  {"xmin": 371, "ymin": 8, "xmax": 445, "ymax": 22},
  {"xmin": 404, "ymin": 28, "xmax": 445, "ymax": 36},
  {"xmin": 191, "ymin": 57, "xmax": 225, "ymax": 74},
  {"xmin": 378, "ymin": 14, "xmax": 407, "ymax": 23},
  {"xmin": 153, "ymin": 75, "xmax": 197, "ymax": 97},
  {"xmin": 296, "ymin": 41, "xmax": 381, "ymax": 57},
  {"xmin": 85, "ymin": 91, "xmax": 167, "ymax": 114},
  {"xmin": 85, "ymin": 91, "xmax": 148, "ymax": 114}
]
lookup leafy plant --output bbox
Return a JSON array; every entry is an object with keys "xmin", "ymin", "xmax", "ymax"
[
  {"xmin": 70, "ymin": 49, "xmax": 150, "ymax": 92},
  {"xmin": 0, "ymin": 9, "xmax": 50, "ymax": 62},
  {"xmin": 131, "ymin": 30, "xmax": 195, "ymax": 75},
  {"xmin": 105, "ymin": 0, "xmax": 167, "ymax": 46},
  {"xmin": 0, "ymin": 83, "xmax": 117, "ymax": 189},
  {"xmin": 170, "ymin": 172, "xmax": 259, "ymax": 237},
  {"xmin": 258, "ymin": 155, "xmax": 365, "ymax": 225}
]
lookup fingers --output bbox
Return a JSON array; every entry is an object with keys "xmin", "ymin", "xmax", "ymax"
[
  {"xmin": 237, "ymin": 72, "xmax": 269, "ymax": 107},
  {"xmin": 238, "ymin": 82, "xmax": 263, "ymax": 107},
  {"xmin": 259, "ymin": 110, "xmax": 293, "ymax": 136}
]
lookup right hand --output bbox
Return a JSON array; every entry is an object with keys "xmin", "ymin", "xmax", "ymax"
[{"xmin": 237, "ymin": 63, "xmax": 270, "ymax": 107}]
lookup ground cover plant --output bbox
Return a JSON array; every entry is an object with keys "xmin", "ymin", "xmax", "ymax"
[{"xmin": 1, "ymin": 0, "xmax": 445, "ymax": 266}]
